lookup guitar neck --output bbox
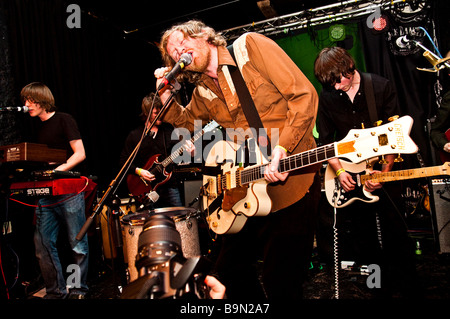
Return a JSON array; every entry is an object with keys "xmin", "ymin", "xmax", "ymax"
[
  {"xmin": 361, "ymin": 164, "xmax": 450, "ymax": 183},
  {"xmin": 240, "ymin": 143, "xmax": 337, "ymax": 184},
  {"xmin": 160, "ymin": 129, "xmax": 204, "ymax": 168}
]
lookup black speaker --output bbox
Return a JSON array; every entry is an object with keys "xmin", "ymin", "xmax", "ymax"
[
  {"xmin": 430, "ymin": 179, "xmax": 450, "ymax": 254},
  {"xmin": 183, "ymin": 180, "xmax": 203, "ymax": 208}
]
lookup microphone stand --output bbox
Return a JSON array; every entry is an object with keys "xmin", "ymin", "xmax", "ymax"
[
  {"xmin": 76, "ymin": 81, "xmax": 182, "ymax": 241},
  {"xmin": 409, "ymin": 40, "xmax": 450, "ymax": 72}
]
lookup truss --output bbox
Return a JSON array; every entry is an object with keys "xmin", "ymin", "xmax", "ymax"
[{"xmin": 220, "ymin": 0, "xmax": 420, "ymax": 40}]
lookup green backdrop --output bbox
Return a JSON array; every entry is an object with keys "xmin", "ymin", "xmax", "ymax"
[{"xmin": 275, "ymin": 23, "xmax": 367, "ymax": 138}]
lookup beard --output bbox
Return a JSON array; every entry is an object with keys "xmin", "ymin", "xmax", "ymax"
[{"xmin": 189, "ymin": 42, "xmax": 211, "ymax": 73}]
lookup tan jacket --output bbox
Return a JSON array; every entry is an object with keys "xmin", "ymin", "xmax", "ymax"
[{"xmin": 162, "ymin": 32, "xmax": 319, "ymax": 212}]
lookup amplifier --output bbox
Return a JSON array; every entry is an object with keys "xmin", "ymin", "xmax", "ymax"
[{"xmin": 431, "ymin": 178, "xmax": 450, "ymax": 254}]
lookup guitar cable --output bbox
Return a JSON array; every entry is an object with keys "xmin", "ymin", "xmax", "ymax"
[{"xmin": 332, "ymin": 187, "xmax": 340, "ymax": 299}]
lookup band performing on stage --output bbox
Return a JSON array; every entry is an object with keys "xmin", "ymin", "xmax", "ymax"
[{"xmin": 0, "ymin": 0, "xmax": 449, "ymax": 309}]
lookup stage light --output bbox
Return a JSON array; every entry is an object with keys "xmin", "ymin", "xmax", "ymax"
[
  {"xmin": 372, "ymin": 14, "xmax": 389, "ymax": 32},
  {"xmin": 329, "ymin": 24, "xmax": 346, "ymax": 42}
]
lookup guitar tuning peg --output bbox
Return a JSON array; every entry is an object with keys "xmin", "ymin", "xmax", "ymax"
[
  {"xmin": 378, "ymin": 155, "xmax": 388, "ymax": 165},
  {"xmin": 365, "ymin": 159, "xmax": 372, "ymax": 168},
  {"xmin": 394, "ymin": 154, "xmax": 404, "ymax": 162},
  {"xmin": 388, "ymin": 115, "xmax": 399, "ymax": 122},
  {"xmin": 373, "ymin": 120, "xmax": 383, "ymax": 127}
]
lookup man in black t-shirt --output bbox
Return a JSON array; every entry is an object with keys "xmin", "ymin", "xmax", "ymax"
[{"xmin": 21, "ymin": 82, "xmax": 89, "ymax": 299}]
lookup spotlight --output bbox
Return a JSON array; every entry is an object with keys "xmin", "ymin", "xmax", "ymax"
[
  {"xmin": 329, "ymin": 24, "xmax": 346, "ymax": 42},
  {"xmin": 372, "ymin": 14, "xmax": 389, "ymax": 32}
]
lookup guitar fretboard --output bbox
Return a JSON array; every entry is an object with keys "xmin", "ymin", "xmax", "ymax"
[
  {"xmin": 361, "ymin": 164, "xmax": 450, "ymax": 183},
  {"xmin": 240, "ymin": 144, "xmax": 336, "ymax": 185},
  {"xmin": 160, "ymin": 129, "xmax": 205, "ymax": 168}
]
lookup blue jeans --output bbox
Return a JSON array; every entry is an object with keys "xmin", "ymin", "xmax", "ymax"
[
  {"xmin": 154, "ymin": 187, "xmax": 183, "ymax": 208},
  {"xmin": 34, "ymin": 192, "xmax": 89, "ymax": 298}
]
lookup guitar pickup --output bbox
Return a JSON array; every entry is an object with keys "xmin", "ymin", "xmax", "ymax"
[{"xmin": 224, "ymin": 172, "xmax": 231, "ymax": 190}]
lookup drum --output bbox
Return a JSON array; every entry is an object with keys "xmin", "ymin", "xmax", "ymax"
[
  {"xmin": 153, "ymin": 207, "xmax": 201, "ymax": 259},
  {"xmin": 121, "ymin": 207, "xmax": 200, "ymax": 283},
  {"xmin": 119, "ymin": 197, "xmax": 137, "ymax": 215},
  {"xmin": 99, "ymin": 197, "xmax": 137, "ymax": 260}
]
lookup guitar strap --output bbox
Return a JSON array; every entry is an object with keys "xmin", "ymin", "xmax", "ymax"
[
  {"xmin": 361, "ymin": 72, "xmax": 378, "ymax": 125},
  {"xmin": 227, "ymin": 44, "xmax": 271, "ymax": 158}
]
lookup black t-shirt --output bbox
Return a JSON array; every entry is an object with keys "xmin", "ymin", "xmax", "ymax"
[
  {"xmin": 317, "ymin": 71, "xmax": 400, "ymax": 145},
  {"xmin": 26, "ymin": 112, "xmax": 84, "ymax": 171}
]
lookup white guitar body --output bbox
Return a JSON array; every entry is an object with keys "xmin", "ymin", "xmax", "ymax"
[
  {"xmin": 325, "ymin": 159, "xmax": 450, "ymax": 208},
  {"xmin": 202, "ymin": 139, "xmax": 272, "ymax": 235},
  {"xmin": 202, "ymin": 115, "xmax": 419, "ymax": 234},
  {"xmin": 324, "ymin": 159, "xmax": 379, "ymax": 208}
]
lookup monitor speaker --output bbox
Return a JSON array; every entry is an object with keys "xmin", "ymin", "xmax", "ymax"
[
  {"xmin": 183, "ymin": 180, "xmax": 203, "ymax": 208},
  {"xmin": 431, "ymin": 179, "xmax": 450, "ymax": 254}
]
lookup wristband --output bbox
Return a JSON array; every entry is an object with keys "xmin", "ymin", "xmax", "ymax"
[
  {"xmin": 137, "ymin": 168, "xmax": 143, "ymax": 177},
  {"xmin": 336, "ymin": 168, "xmax": 345, "ymax": 177},
  {"xmin": 275, "ymin": 145, "xmax": 288, "ymax": 153}
]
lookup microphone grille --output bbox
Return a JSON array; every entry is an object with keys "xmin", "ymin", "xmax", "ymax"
[{"xmin": 180, "ymin": 53, "xmax": 192, "ymax": 66}]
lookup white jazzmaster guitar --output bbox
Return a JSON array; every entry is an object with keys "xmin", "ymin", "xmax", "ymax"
[
  {"xmin": 325, "ymin": 159, "xmax": 450, "ymax": 208},
  {"xmin": 202, "ymin": 115, "xmax": 418, "ymax": 235}
]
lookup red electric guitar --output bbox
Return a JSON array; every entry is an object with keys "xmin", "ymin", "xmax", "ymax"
[{"xmin": 127, "ymin": 120, "xmax": 220, "ymax": 202}]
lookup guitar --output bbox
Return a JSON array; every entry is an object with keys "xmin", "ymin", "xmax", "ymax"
[
  {"xmin": 127, "ymin": 120, "xmax": 220, "ymax": 202},
  {"xmin": 202, "ymin": 115, "xmax": 418, "ymax": 235},
  {"xmin": 324, "ymin": 159, "xmax": 450, "ymax": 208}
]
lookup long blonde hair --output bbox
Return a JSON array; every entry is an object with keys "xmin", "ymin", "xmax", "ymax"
[{"xmin": 159, "ymin": 20, "xmax": 227, "ymax": 83}]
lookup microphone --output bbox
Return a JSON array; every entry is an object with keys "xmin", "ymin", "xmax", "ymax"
[
  {"xmin": 395, "ymin": 35, "xmax": 411, "ymax": 49},
  {"xmin": 146, "ymin": 191, "xmax": 160, "ymax": 203},
  {"xmin": 157, "ymin": 53, "xmax": 192, "ymax": 91},
  {"xmin": 0, "ymin": 106, "xmax": 29, "ymax": 112}
]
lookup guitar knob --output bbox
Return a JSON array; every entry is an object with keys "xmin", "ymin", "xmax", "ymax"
[
  {"xmin": 388, "ymin": 115, "xmax": 399, "ymax": 122},
  {"xmin": 373, "ymin": 120, "xmax": 383, "ymax": 127},
  {"xmin": 337, "ymin": 200, "xmax": 342, "ymax": 205},
  {"xmin": 379, "ymin": 155, "xmax": 388, "ymax": 164},
  {"xmin": 211, "ymin": 221, "xmax": 218, "ymax": 228},
  {"xmin": 394, "ymin": 154, "xmax": 404, "ymax": 162}
]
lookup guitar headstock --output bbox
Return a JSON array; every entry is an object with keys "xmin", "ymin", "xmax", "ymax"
[
  {"xmin": 203, "ymin": 120, "xmax": 221, "ymax": 133},
  {"xmin": 337, "ymin": 115, "xmax": 418, "ymax": 163}
]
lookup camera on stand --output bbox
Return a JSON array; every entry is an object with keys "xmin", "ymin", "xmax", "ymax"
[{"xmin": 121, "ymin": 213, "xmax": 211, "ymax": 299}]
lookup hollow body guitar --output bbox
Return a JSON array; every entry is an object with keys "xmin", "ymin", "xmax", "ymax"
[
  {"xmin": 325, "ymin": 159, "xmax": 450, "ymax": 208},
  {"xmin": 202, "ymin": 115, "xmax": 418, "ymax": 235}
]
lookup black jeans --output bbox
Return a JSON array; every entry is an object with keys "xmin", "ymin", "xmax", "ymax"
[{"xmin": 214, "ymin": 173, "xmax": 321, "ymax": 299}]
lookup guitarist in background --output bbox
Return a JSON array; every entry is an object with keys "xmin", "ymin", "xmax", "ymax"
[
  {"xmin": 119, "ymin": 93, "xmax": 183, "ymax": 207},
  {"xmin": 314, "ymin": 47, "xmax": 418, "ymax": 298},
  {"xmin": 154, "ymin": 20, "xmax": 321, "ymax": 299},
  {"xmin": 430, "ymin": 51, "xmax": 450, "ymax": 163}
]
